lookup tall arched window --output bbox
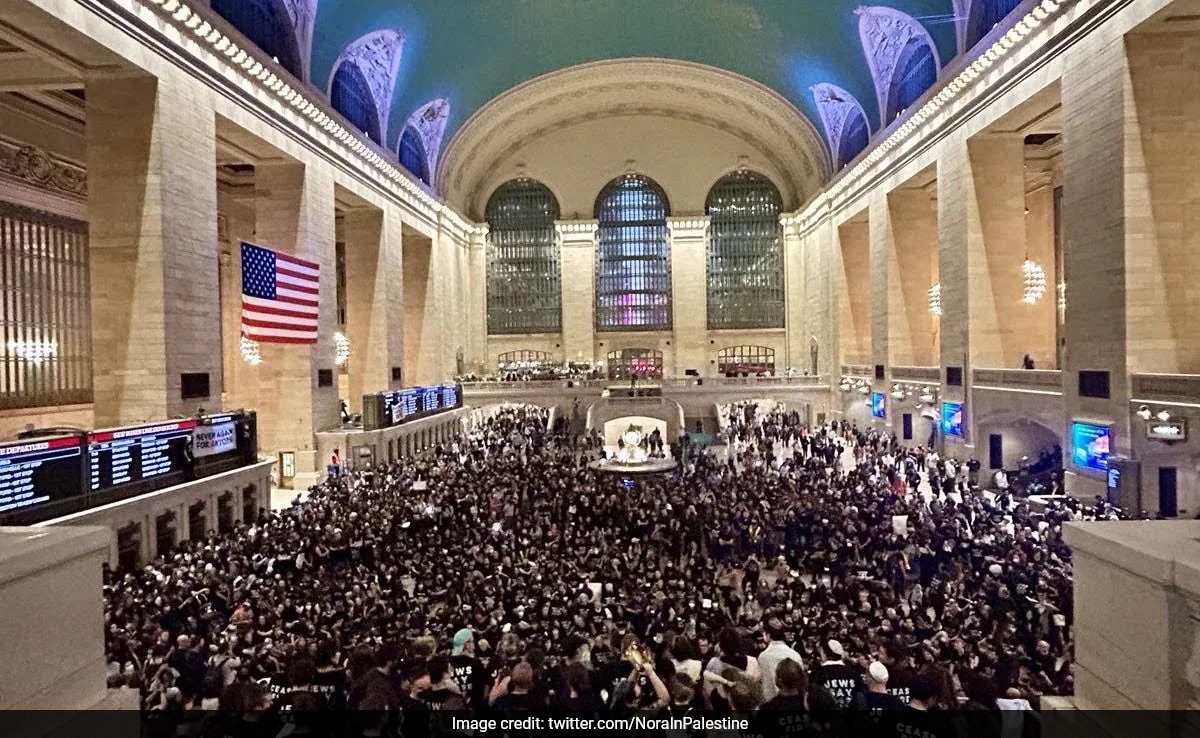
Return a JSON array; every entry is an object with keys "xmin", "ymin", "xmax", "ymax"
[
  {"xmin": 605, "ymin": 349, "xmax": 663, "ymax": 380},
  {"xmin": 717, "ymin": 346, "xmax": 776, "ymax": 376},
  {"xmin": 330, "ymin": 64, "xmax": 382, "ymax": 143},
  {"xmin": 398, "ymin": 126, "xmax": 430, "ymax": 185},
  {"xmin": 890, "ymin": 43, "xmax": 938, "ymax": 119},
  {"xmin": 211, "ymin": 0, "xmax": 302, "ymax": 79},
  {"xmin": 960, "ymin": 0, "xmax": 1023, "ymax": 52},
  {"xmin": 812, "ymin": 84, "xmax": 873, "ymax": 171},
  {"xmin": 486, "ymin": 179, "xmax": 562, "ymax": 335},
  {"xmin": 594, "ymin": 175, "xmax": 672, "ymax": 331},
  {"xmin": 706, "ymin": 171, "xmax": 784, "ymax": 330}
]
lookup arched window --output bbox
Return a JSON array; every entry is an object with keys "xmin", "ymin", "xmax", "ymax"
[
  {"xmin": 211, "ymin": 0, "xmax": 302, "ymax": 79},
  {"xmin": 486, "ymin": 179, "xmax": 562, "ymax": 335},
  {"xmin": 960, "ymin": 0, "xmax": 1024, "ymax": 52},
  {"xmin": 889, "ymin": 43, "xmax": 938, "ymax": 120},
  {"xmin": 594, "ymin": 175, "xmax": 672, "ymax": 331},
  {"xmin": 857, "ymin": 7, "xmax": 941, "ymax": 126},
  {"xmin": 812, "ymin": 84, "xmax": 873, "ymax": 170},
  {"xmin": 717, "ymin": 346, "xmax": 776, "ymax": 377},
  {"xmin": 606, "ymin": 349, "xmax": 663, "ymax": 380},
  {"xmin": 330, "ymin": 63, "xmax": 382, "ymax": 143},
  {"xmin": 705, "ymin": 171, "xmax": 784, "ymax": 330},
  {"xmin": 398, "ymin": 126, "xmax": 430, "ymax": 185}
]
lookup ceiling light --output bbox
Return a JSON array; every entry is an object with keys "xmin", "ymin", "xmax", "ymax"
[
  {"xmin": 928, "ymin": 282, "xmax": 942, "ymax": 316},
  {"xmin": 334, "ymin": 332, "xmax": 351, "ymax": 366},
  {"xmin": 1157, "ymin": 410, "xmax": 1171, "ymax": 422}
]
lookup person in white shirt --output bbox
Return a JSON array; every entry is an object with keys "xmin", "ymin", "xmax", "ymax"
[{"xmin": 757, "ymin": 617, "xmax": 803, "ymax": 702}]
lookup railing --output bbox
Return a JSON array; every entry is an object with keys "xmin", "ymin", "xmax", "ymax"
[
  {"xmin": 842, "ymin": 364, "xmax": 873, "ymax": 378},
  {"xmin": 973, "ymin": 369, "xmax": 1063, "ymax": 392},
  {"xmin": 1131, "ymin": 373, "xmax": 1200, "ymax": 403},
  {"xmin": 461, "ymin": 376, "xmax": 831, "ymax": 392},
  {"xmin": 891, "ymin": 366, "xmax": 941, "ymax": 383}
]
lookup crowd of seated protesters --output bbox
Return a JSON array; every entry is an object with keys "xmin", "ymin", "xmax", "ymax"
[{"xmin": 103, "ymin": 405, "xmax": 1096, "ymax": 737}]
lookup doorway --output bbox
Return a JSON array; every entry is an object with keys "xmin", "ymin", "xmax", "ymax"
[
  {"xmin": 988, "ymin": 434, "xmax": 1003, "ymax": 469},
  {"xmin": 902, "ymin": 414, "xmax": 913, "ymax": 441},
  {"xmin": 1159, "ymin": 466, "xmax": 1178, "ymax": 517}
]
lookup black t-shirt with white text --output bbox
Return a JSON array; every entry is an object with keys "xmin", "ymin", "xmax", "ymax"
[
  {"xmin": 811, "ymin": 661, "xmax": 863, "ymax": 709},
  {"xmin": 450, "ymin": 654, "xmax": 488, "ymax": 709}
]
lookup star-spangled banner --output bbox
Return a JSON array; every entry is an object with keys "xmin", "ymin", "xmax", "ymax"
[{"xmin": 240, "ymin": 242, "xmax": 320, "ymax": 345}]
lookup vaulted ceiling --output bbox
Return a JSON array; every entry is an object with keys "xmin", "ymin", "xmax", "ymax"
[{"xmin": 311, "ymin": 0, "xmax": 957, "ymax": 142}]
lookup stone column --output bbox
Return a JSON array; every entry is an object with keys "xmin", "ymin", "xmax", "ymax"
[
  {"xmin": 835, "ymin": 219, "xmax": 871, "ymax": 366},
  {"xmin": 938, "ymin": 134, "xmax": 1028, "ymax": 454},
  {"xmin": 434, "ymin": 213, "xmax": 472, "ymax": 380},
  {"xmin": 668, "ymin": 217, "xmax": 708, "ymax": 376},
  {"xmin": 557, "ymin": 221, "xmax": 598, "ymax": 365},
  {"xmin": 805, "ymin": 217, "xmax": 838, "ymax": 380},
  {"xmin": 402, "ymin": 228, "xmax": 437, "ymax": 384},
  {"xmin": 86, "ymin": 73, "xmax": 221, "ymax": 425},
  {"xmin": 343, "ymin": 206, "xmax": 403, "ymax": 410},
  {"xmin": 885, "ymin": 189, "xmax": 938, "ymax": 367},
  {"xmin": 466, "ymin": 226, "xmax": 489, "ymax": 375},
  {"xmin": 252, "ymin": 161, "xmax": 338, "ymax": 484},
  {"xmin": 783, "ymin": 216, "xmax": 806, "ymax": 373}
]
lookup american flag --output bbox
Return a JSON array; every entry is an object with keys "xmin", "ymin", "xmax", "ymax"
[{"xmin": 241, "ymin": 242, "xmax": 320, "ymax": 344}]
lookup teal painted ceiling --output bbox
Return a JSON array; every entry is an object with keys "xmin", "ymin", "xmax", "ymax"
[{"xmin": 309, "ymin": 0, "xmax": 960, "ymax": 154}]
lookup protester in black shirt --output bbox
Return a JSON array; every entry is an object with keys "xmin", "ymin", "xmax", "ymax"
[
  {"xmin": 448, "ymin": 628, "xmax": 488, "ymax": 709},
  {"xmin": 810, "ymin": 640, "xmax": 862, "ymax": 709}
]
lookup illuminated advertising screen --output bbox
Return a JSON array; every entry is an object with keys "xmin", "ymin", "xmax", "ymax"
[
  {"xmin": 1071, "ymin": 421, "xmax": 1111, "ymax": 472},
  {"xmin": 871, "ymin": 392, "xmax": 886, "ymax": 419},
  {"xmin": 941, "ymin": 402, "xmax": 964, "ymax": 437}
]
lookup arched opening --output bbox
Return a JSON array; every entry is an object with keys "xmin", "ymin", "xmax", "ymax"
[
  {"xmin": 486, "ymin": 179, "xmax": 562, "ymax": 334},
  {"xmin": 964, "ymin": 0, "xmax": 1024, "ymax": 51},
  {"xmin": 496, "ymin": 350, "xmax": 555, "ymax": 378},
  {"xmin": 837, "ymin": 111, "xmax": 870, "ymax": 170},
  {"xmin": 888, "ymin": 41, "xmax": 937, "ymax": 121},
  {"xmin": 605, "ymin": 348, "xmax": 663, "ymax": 380},
  {"xmin": 705, "ymin": 171, "xmax": 784, "ymax": 329},
  {"xmin": 399, "ymin": 126, "xmax": 431, "ymax": 185},
  {"xmin": 976, "ymin": 416, "xmax": 1063, "ymax": 490},
  {"xmin": 210, "ymin": 0, "xmax": 303, "ymax": 79},
  {"xmin": 594, "ymin": 174, "xmax": 672, "ymax": 331},
  {"xmin": 716, "ymin": 346, "xmax": 776, "ymax": 377},
  {"xmin": 330, "ymin": 63, "xmax": 382, "ymax": 143}
]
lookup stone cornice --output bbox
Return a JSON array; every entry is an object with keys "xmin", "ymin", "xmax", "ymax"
[
  {"xmin": 667, "ymin": 217, "xmax": 709, "ymax": 239},
  {"xmin": 555, "ymin": 220, "xmax": 599, "ymax": 240}
]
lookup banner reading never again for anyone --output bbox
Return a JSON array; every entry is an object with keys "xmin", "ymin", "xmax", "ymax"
[{"xmin": 193, "ymin": 421, "xmax": 237, "ymax": 458}]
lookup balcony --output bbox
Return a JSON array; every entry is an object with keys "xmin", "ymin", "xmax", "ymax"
[
  {"xmin": 891, "ymin": 365, "xmax": 941, "ymax": 383},
  {"xmin": 1131, "ymin": 373, "xmax": 1200, "ymax": 404},
  {"xmin": 972, "ymin": 369, "xmax": 1063, "ymax": 393}
]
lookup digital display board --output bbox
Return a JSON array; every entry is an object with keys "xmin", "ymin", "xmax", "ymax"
[
  {"xmin": 88, "ymin": 419, "xmax": 197, "ymax": 492},
  {"xmin": 0, "ymin": 436, "xmax": 84, "ymax": 514},
  {"xmin": 1071, "ymin": 421, "xmax": 1111, "ymax": 472},
  {"xmin": 941, "ymin": 402, "xmax": 964, "ymax": 437},
  {"xmin": 871, "ymin": 392, "xmax": 887, "ymax": 419},
  {"xmin": 441, "ymin": 383, "xmax": 461, "ymax": 410},
  {"xmin": 421, "ymin": 385, "xmax": 442, "ymax": 414}
]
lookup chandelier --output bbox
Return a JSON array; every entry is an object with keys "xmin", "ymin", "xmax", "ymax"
[
  {"xmin": 334, "ymin": 331, "xmax": 351, "ymax": 366},
  {"xmin": 1022, "ymin": 259, "xmax": 1047, "ymax": 304},
  {"xmin": 7, "ymin": 340, "xmax": 57, "ymax": 364},
  {"xmin": 1057, "ymin": 281, "xmax": 1067, "ymax": 313},
  {"xmin": 928, "ymin": 282, "xmax": 942, "ymax": 316},
  {"xmin": 239, "ymin": 336, "xmax": 262, "ymax": 366}
]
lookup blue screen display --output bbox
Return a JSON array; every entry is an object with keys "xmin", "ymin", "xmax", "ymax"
[
  {"xmin": 941, "ymin": 402, "xmax": 964, "ymax": 437},
  {"xmin": 871, "ymin": 392, "xmax": 886, "ymax": 419},
  {"xmin": 1072, "ymin": 422, "xmax": 1111, "ymax": 472}
]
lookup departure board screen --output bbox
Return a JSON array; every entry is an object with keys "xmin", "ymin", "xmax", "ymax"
[
  {"xmin": 87, "ymin": 419, "xmax": 197, "ymax": 492},
  {"xmin": 397, "ymin": 389, "xmax": 420, "ymax": 420},
  {"xmin": 0, "ymin": 436, "xmax": 84, "ymax": 513},
  {"xmin": 441, "ymin": 383, "xmax": 461, "ymax": 410},
  {"xmin": 420, "ymin": 385, "xmax": 442, "ymax": 414}
]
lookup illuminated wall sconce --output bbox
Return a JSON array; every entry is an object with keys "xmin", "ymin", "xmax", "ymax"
[
  {"xmin": 1137, "ymin": 405, "xmax": 1152, "ymax": 420},
  {"xmin": 928, "ymin": 283, "xmax": 942, "ymax": 316},
  {"xmin": 334, "ymin": 331, "xmax": 352, "ymax": 366},
  {"xmin": 1022, "ymin": 259, "xmax": 1047, "ymax": 304},
  {"xmin": 240, "ymin": 336, "xmax": 262, "ymax": 366}
]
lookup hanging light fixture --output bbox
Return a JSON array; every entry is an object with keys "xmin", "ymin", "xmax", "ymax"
[
  {"xmin": 1022, "ymin": 258, "xmax": 1047, "ymax": 304},
  {"xmin": 928, "ymin": 283, "xmax": 942, "ymax": 316},
  {"xmin": 240, "ymin": 336, "xmax": 262, "ymax": 366},
  {"xmin": 7, "ymin": 340, "xmax": 58, "ymax": 364},
  {"xmin": 1057, "ymin": 281, "xmax": 1067, "ymax": 313},
  {"xmin": 334, "ymin": 331, "xmax": 351, "ymax": 366}
]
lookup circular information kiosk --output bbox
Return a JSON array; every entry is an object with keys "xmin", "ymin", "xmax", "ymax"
[{"xmin": 587, "ymin": 428, "xmax": 677, "ymax": 475}]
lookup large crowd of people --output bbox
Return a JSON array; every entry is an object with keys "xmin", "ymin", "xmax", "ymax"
[{"xmin": 102, "ymin": 403, "xmax": 1095, "ymax": 737}]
